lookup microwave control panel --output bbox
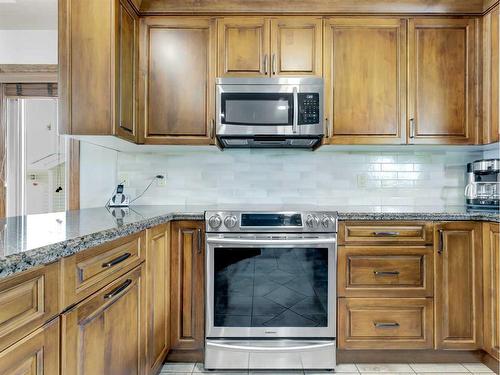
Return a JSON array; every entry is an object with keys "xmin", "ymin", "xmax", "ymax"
[{"xmin": 298, "ymin": 93, "xmax": 320, "ymax": 125}]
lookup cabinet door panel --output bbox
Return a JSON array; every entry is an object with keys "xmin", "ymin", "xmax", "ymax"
[
  {"xmin": 140, "ymin": 18, "xmax": 215, "ymax": 144},
  {"xmin": 270, "ymin": 17, "xmax": 322, "ymax": 76},
  {"xmin": 435, "ymin": 222, "xmax": 482, "ymax": 349},
  {"xmin": 62, "ymin": 266, "xmax": 146, "ymax": 375},
  {"xmin": 169, "ymin": 221, "xmax": 204, "ymax": 362},
  {"xmin": 218, "ymin": 17, "xmax": 270, "ymax": 77},
  {"xmin": 0, "ymin": 318, "xmax": 59, "ymax": 375},
  {"xmin": 324, "ymin": 18, "xmax": 406, "ymax": 144},
  {"xmin": 483, "ymin": 6, "xmax": 499, "ymax": 144},
  {"xmin": 483, "ymin": 223, "xmax": 500, "ymax": 360},
  {"xmin": 409, "ymin": 18, "xmax": 477, "ymax": 144}
]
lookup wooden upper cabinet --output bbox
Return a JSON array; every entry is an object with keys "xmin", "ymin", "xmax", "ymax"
[
  {"xmin": 408, "ymin": 18, "xmax": 478, "ymax": 144},
  {"xmin": 483, "ymin": 223, "xmax": 500, "ymax": 360},
  {"xmin": 139, "ymin": 17, "xmax": 216, "ymax": 144},
  {"xmin": 434, "ymin": 222, "xmax": 483, "ymax": 350},
  {"xmin": 270, "ymin": 17, "xmax": 322, "ymax": 77},
  {"xmin": 59, "ymin": 0, "xmax": 139, "ymax": 141},
  {"xmin": 483, "ymin": 6, "xmax": 499, "ymax": 144},
  {"xmin": 217, "ymin": 17, "xmax": 270, "ymax": 77},
  {"xmin": 324, "ymin": 18, "xmax": 406, "ymax": 144}
]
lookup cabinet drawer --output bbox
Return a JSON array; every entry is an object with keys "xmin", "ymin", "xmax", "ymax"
[
  {"xmin": 338, "ymin": 246, "xmax": 433, "ymax": 297},
  {"xmin": 61, "ymin": 232, "xmax": 145, "ymax": 307},
  {"xmin": 0, "ymin": 262, "xmax": 59, "ymax": 352},
  {"xmin": 339, "ymin": 221, "xmax": 433, "ymax": 245},
  {"xmin": 338, "ymin": 298, "xmax": 433, "ymax": 349}
]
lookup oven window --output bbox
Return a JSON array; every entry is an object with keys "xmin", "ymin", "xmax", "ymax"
[
  {"xmin": 221, "ymin": 93, "xmax": 293, "ymax": 125},
  {"xmin": 213, "ymin": 248, "xmax": 328, "ymax": 327}
]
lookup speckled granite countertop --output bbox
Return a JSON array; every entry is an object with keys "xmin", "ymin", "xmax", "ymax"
[{"xmin": 0, "ymin": 204, "xmax": 498, "ymax": 280}]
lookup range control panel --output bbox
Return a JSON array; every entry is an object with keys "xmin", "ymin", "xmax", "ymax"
[{"xmin": 298, "ymin": 93, "xmax": 320, "ymax": 125}]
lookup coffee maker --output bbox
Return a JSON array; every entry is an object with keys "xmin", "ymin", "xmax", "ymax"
[{"xmin": 465, "ymin": 159, "xmax": 500, "ymax": 211}]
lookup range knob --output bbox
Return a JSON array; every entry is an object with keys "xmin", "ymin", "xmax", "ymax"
[
  {"xmin": 224, "ymin": 215, "xmax": 238, "ymax": 228},
  {"xmin": 208, "ymin": 215, "xmax": 222, "ymax": 229},
  {"xmin": 321, "ymin": 215, "xmax": 331, "ymax": 228},
  {"xmin": 306, "ymin": 214, "xmax": 319, "ymax": 228}
]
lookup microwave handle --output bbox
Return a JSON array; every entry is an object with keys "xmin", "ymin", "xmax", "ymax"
[{"xmin": 293, "ymin": 87, "xmax": 298, "ymax": 134}]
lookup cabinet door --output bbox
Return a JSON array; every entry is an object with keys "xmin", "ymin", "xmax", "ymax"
[
  {"xmin": 324, "ymin": 18, "xmax": 406, "ymax": 144},
  {"xmin": 434, "ymin": 222, "xmax": 483, "ymax": 349},
  {"xmin": 217, "ymin": 17, "xmax": 270, "ymax": 77},
  {"xmin": 0, "ymin": 317, "xmax": 59, "ymax": 375},
  {"xmin": 408, "ymin": 18, "xmax": 478, "ymax": 144},
  {"xmin": 270, "ymin": 17, "xmax": 322, "ymax": 77},
  {"xmin": 62, "ymin": 266, "xmax": 146, "ymax": 375},
  {"xmin": 139, "ymin": 17, "xmax": 216, "ymax": 144},
  {"xmin": 483, "ymin": 6, "xmax": 499, "ymax": 144},
  {"xmin": 483, "ymin": 223, "xmax": 500, "ymax": 360},
  {"xmin": 146, "ymin": 224, "xmax": 171, "ymax": 374},
  {"xmin": 115, "ymin": 0, "xmax": 138, "ymax": 142},
  {"xmin": 169, "ymin": 221, "xmax": 204, "ymax": 362}
]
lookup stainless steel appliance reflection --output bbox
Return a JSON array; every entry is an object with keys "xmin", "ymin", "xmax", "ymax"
[{"xmin": 204, "ymin": 211, "xmax": 337, "ymax": 370}]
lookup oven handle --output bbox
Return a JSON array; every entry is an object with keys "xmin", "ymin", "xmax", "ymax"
[
  {"xmin": 206, "ymin": 340, "xmax": 334, "ymax": 352},
  {"xmin": 206, "ymin": 237, "xmax": 336, "ymax": 246},
  {"xmin": 292, "ymin": 87, "xmax": 299, "ymax": 134}
]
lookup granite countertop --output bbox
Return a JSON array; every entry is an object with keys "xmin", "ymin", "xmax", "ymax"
[{"xmin": 0, "ymin": 204, "xmax": 498, "ymax": 280}]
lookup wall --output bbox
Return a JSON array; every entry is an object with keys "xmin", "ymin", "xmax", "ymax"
[
  {"xmin": 0, "ymin": 30, "xmax": 57, "ymax": 64},
  {"xmin": 80, "ymin": 142, "xmax": 484, "ymax": 209}
]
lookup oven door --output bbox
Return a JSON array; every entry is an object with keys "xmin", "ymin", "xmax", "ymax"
[{"xmin": 206, "ymin": 234, "xmax": 336, "ymax": 339}]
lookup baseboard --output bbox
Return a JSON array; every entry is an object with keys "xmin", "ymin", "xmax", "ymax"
[
  {"xmin": 338, "ymin": 349, "xmax": 484, "ymax": 363},
  {"xmin": 481, "ymin": 351, "xmax": 500, "ymax": 374},
  {"xmin": 166, "ymin": 349, "xmax": 203, "ymax": 363}
]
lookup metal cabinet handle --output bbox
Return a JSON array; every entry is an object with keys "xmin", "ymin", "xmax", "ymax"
[
  {"xmin": 211, "ymin": 119, "xmax": 215, "ymax": 139},
  {"xmin": 272, "ymin": 54, "xmax": 276, "ymax": 75},
  {"xmin": 409, "ymin": 118, "xmax": 416, "ymax": 139},
  {"xmin": 325, "ymin": 118, "xmax": 330, "ymax": 138},
  {"xmin": 438, "ymin": 229, "xmax": 444, "ymax": 254},
  {"xmin": 104, "ymin": 279, "xmax": 132, "ymax": 300},
  {"xmin": 263, "ymin": 55, "xmax": 268, "ymax": 75},
  {"xmin": 373, "ymin": 231, "xmax": 400, "ymax": 237},
  {"xmin": 374, "ymin": 270, "xmax": 400, "ymax": 276},
  {"xmin": 197, "ymin": 228, "xmax": 202, "ymax": 254},
  {"xmin": 101, "ymin": 252, "xmax": 131, "ymax": 268},
  {"xmin": 374, "ymin": 322, "xmax": 400, "ymax": 328}
]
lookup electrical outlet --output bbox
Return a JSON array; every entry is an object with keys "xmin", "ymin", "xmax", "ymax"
[
  {"xmin": 156, "ymin": 172, "xmax": 167, "ymax": 187},
  {"xmin": 118, "ymin": 173, "xmax": 130, "ymax": 187}
]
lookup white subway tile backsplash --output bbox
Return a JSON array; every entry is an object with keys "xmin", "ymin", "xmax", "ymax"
[{"xmin": 83, "ymin": 147, "xmax": 485, "ymax": 208}]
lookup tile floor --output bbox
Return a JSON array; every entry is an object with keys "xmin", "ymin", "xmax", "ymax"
[{"xmin": 160, "ymin": 362, "xmax": 496, "ymax": 375}]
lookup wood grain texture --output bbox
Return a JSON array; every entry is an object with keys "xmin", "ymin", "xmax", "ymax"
[
  {"xmin": 434, "ymin": 222, "xmax": 483, "ymax": 350},
  {"xmin": 0, "ymin": 317, "xmax": 60, "ymax": 375},
  {"xmin": 139, "ymin": 0, "xmax": 484, "ymax": 14},
  {"xmin": 0, "ymin": 84, "xmax": 5, "ymax": 218},
  {"xmin": 168, "ymin": 221, "xmax": 204, "ymax": 362},
  {"xmin": 61, "ymin": 266, "xmax": 146, "ymax": 375},
  {"xmin": 338, "ymin": 246, "xmax": 433, "ymax": 298},
  {"xmin": 324, "ymin": 18, "xmax": 406, "ymax": 144},
  {"xmin": 68, "ymin": 139, "xmax": 80, "ymax": 211},
  {"xmin": 270, "ymin": 17, "xmax": 322, "ymax": 76},
  {"xmin": 483, "ymin": 223, "xmax": 500, "ymax": 360},
  {"xmin": 146, "ymin": 223, "xmax": 171, "ymax": 374},
  {"xmin": 218, "ymin": 17, "xmax": 270, "ymax": 77},
  {"xmin": 60, "ymin": 232, "xmax": 145, "ymax": 308},
  {"xmin": 484, "ymin": 0, "xmax": 500, "ymax": 12},
  {"xmin": 139, "ymin": 17, "xmax": 215, "ymax": 145},
  {"xmin": 408, "ymin": 18, "xmax": 478, "ymax": 144},
  {"xmin": 0, "ymin": 263, "xmax": 59, "ymax": 353},
  {"xmin": 338, "ymin": 297, "xmax": 434, "ymax": 349},
  {"xmin": 483, "ymin": 5, "xmax": 499, "ymax": 144}
]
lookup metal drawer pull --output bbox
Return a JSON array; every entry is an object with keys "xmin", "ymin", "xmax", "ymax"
[
  {"xmin": 438, "ymin": 229, "xmax": 444, "ymax": 254},
  {"xmin": 373, "ymin": 231, "xmax": 400, "ymax": 236},
  {"xmin": 197, "ymin": 228, "xmax": 202, "ymax": 254},
  {"xmin": 101, "ymin": 252, "xmax": 132, "ymax": 268},
  {"xmin": 104, "ymin": 279, "xmax": 132, "ymax": 300},
  {"xmin": 374, "ymin": 270, "xmax": 400, "ymax": 276},
  {"xmin": 374, "ymin": 322, "xmax": 400, "ymax": 328}
]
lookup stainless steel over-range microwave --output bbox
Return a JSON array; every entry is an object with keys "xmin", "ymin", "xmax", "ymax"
[{"xmin": 216, "ymin": 78, "xmax": 324, "ymax": 149}]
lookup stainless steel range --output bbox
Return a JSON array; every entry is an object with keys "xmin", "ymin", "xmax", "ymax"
[{"xmin": 204, "ymin": 210, "xmax": 337, "ymax": 371}]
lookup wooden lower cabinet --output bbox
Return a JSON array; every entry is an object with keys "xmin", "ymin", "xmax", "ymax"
[
  {"xmin": 434, "ymin": 222, "xmax": 483, "ymax": 350},
  {"xmin": 483, "ymin": 223, "xmax": 500, "ymax": 360},
  {"xmin": 338, "ymin": 298, "xmax": 433, "ymax": 349},
  {"xmin": 61, "ymin": 265, "xmax": 147, "ymax": 375},
  {"xmin": 168, "ymin": 221, "xmax": 205, "ymax": 362},
  {"xmin": 145, "ymin": 223, "xmax": 171, "ymax": 374},
  {"xmin": 0, "ymin": 317, "xmax": 59, "ymax": 375}
]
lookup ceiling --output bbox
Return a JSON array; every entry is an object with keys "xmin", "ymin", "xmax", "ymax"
[{"xmin": 0, "ymin": 0, "xmax": 57, "ymax": 30}]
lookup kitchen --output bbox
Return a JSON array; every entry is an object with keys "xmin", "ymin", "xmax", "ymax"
[{"xmin": 0, "ymin": 0, "xmax": 499, "ymax": 374}]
